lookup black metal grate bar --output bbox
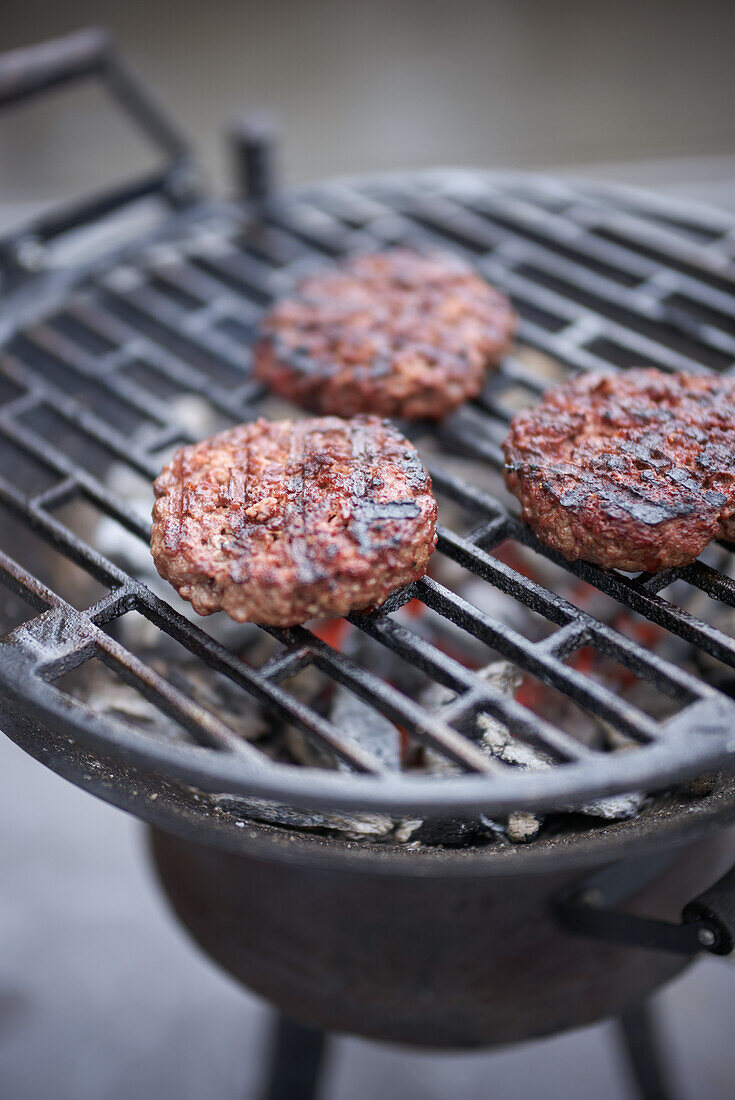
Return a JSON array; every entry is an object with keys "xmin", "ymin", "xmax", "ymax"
[{"xmin": 0, "ymin": 548, "xmax": 61, "ymax": 612}]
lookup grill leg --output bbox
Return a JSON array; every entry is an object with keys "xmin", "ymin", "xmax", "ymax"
[
  {"xmin": 617, "ymin": 1003, "xmax": 676, "ymax": 1100},
  {"xmin": 261, "ymin": 1014, "xmax": 327, "ymax": 1100}
]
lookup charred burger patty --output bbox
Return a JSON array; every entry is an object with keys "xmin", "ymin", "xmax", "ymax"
[
  {"xmin": 503, "ymin": 369, "xmax": 735, "ymax": 573},
  {"xmin": 151, "ymin": 415, "xmax": 437, "ymax": 626},
  {"xmin": 254, "ymin": 248, "xmax": 516, "ymax": 420}
]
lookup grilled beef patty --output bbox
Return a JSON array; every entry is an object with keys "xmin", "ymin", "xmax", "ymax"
[
  {"xmin": 503, "ymin": 369, "xmax": 735, "ymax": 573},
  {"xmin": 151, "ymin": 416, "xmax": 437, "ymax": 626},
  {"xmin": 254, "ymin": 249, "xmax": 516, "ymax": 419}
]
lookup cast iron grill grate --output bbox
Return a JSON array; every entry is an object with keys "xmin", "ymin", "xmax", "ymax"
[{"xmin": 2, "ymin": 168, "xmax": 735, "ymax": 818}]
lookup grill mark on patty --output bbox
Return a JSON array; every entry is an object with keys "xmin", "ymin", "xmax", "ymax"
[
  {"xmin": 225, "ymin": 442, "xmax": 250, "ymax": 547},
  {"xmin": 546, "ymin": 437, "xmax": 714, "ymax": 524},
  {"xmin": 503, "ymin": 369, "xmax": 735, "ymax": 572},
  {"xmin": 285, "ymin": 420, "xmax": 324, "ymax": 585},
  {"xmin": 557, "ymin": 474, "xmax": 698, "ymax": 525},
  {"xmin": 348, "ymin": 418, "xmax": 421, "ymax": 554}
]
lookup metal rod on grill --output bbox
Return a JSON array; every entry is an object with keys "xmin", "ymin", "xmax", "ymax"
[
  {"xmin": 618, "ymin": 1004, "xmax": 676, "ymax": 1100},
  {"xmin": 229, "ymin": 111, "xmax": 278, "ymax": 204},
  {"xmin": 261, "ymin": 1016, "xmax": 326, "ymax": 1100}
]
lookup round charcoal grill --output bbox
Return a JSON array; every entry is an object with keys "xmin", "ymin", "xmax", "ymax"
[
  {"xmin": 3, "ymin": 108, "xmax": 735, "ymax": 824},
  {"xmin": 3, "ymin": 170, "xmax": 734, "ymax": 817},
  {"xmin": 2, "ymin": 29, "xmax": 735, "ymax": 1096}
]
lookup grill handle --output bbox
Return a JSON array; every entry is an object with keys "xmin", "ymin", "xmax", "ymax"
[
  {"xmin": 0, "ymin": 27, "xmax": 112, "ymax": 106},
  {"xmin": 558, "ymin": 857, "xmax": 735, "ymax": 957},
  {"xmin": 683, "ymin": 863, "xmax": 735, "ymax": 955},
  {"xmin": 0, "ymin": 28, "xmax": 196, "ymax": 278},
  {"xmin": 0, "ymin": 27, "xmax": 187, "ymax": 162}
]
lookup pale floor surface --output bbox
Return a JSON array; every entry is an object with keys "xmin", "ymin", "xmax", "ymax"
[{"xmin": 0, "ymin": 733, "xmax": 733, "ymax": 1100}]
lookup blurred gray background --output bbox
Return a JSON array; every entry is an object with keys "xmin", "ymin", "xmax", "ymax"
[
  {"xmin": 2, "ymin": 0, "xmax": 735, "ymax": 208},
  {"xmin": 1, "ymin": 3, "xmax": 735, "ymax": 1098}
]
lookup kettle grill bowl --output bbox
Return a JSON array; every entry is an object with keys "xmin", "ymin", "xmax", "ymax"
[
  {"xmin": 148, "ymin": 791, "xmax": 735, "ymax": 1048},
  {"xmin": 2, "ymin": 169, "xmax": 735, "ymax": 831}
]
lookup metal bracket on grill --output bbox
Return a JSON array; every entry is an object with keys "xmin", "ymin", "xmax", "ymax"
[
  {"xmin": 558, "ymin": 859, "xmax": 735, "ymax": 957},
  {"xmin": 0, "ymin": 27, "xmax": 199, "ymax": 285}
]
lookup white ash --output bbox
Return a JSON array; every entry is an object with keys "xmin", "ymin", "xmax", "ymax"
[
  {"xmin": 424, "ymin": 659, "xmax": 521, "ymax": 709},
  {"xmin": 507, "ymin": 811, "xmax": 541, "ymax": 843},
  {"xmin": 407, "ymin": 661, "xmax": 541, "ymax": 845},
  {"xmin": 478, "ymin": 709, "xmax": 645, "ymax": 821},
  {"xmin": 475, "ymin": 701, "xmax": 545, "ymax": 842},
  {"xmin": 477, "ymin": 810, "xmax": 541, "ymax": 845},
  {"xmin": 285, "ymin": 685, "xmax": 400, "ymax": 839},
  {"xmin": 478, "ymin": 711, "xmax": 546, "ymax": 769},
  {"xmin": 331, "ymin": 687, "xmax": 402, "ymax": 772},
  {"xmin": 577, "ymin": 791, "xmax": 644, "ymax": 820},
  {"xmin": 149, "ymin": 660, "xmax": 269, "ymax": 742},
  {"xmin": 85, "ymin": 655, "xmax": 269, "ymax": 746},
  {"xmin": 394, "ymin": 818, "xmax": 424, "ymax": 843},
  {"xmin": 86, "ymin": 680, "xmax": 185, "ymax": 742},
  {"xmin": 422, "ymin": 660, "xmax": 522, "ymax": 777},
  {"xmin": 213, "ymin": 795, "xmax": 397, "ymax": 842},
  {"xmin": 420, "ymin": 659, "xmax": 644, "ymax": 839}
]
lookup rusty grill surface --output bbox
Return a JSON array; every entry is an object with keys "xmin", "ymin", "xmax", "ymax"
[{"xmin": 2, "ymin": 168, "xmax": 735, "ymax": 819}]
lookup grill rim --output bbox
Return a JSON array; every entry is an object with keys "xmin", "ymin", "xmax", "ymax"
[
  {"xmin": 3, "ymin": 168, "xmax": 735, "ymax": 819},
  {"xmin": 4, "ymin": 684, "xmax": 735, "ymax": 869},
  {"xmin": 2, "ymin": 609, "xmax": 734, "ymax": 817}
]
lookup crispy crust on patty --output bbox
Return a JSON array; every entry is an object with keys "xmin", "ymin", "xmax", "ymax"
[
  {"xmin": 151, "ymin": 415, "xmax": 437, "ymax": 626},
  {"xmin": 503, "ymin": 369, "xmax": 735, "ymax": 573},
  {"xmin": 254, "ymin": 248, "xmax": 516, "ymax": 419}
]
